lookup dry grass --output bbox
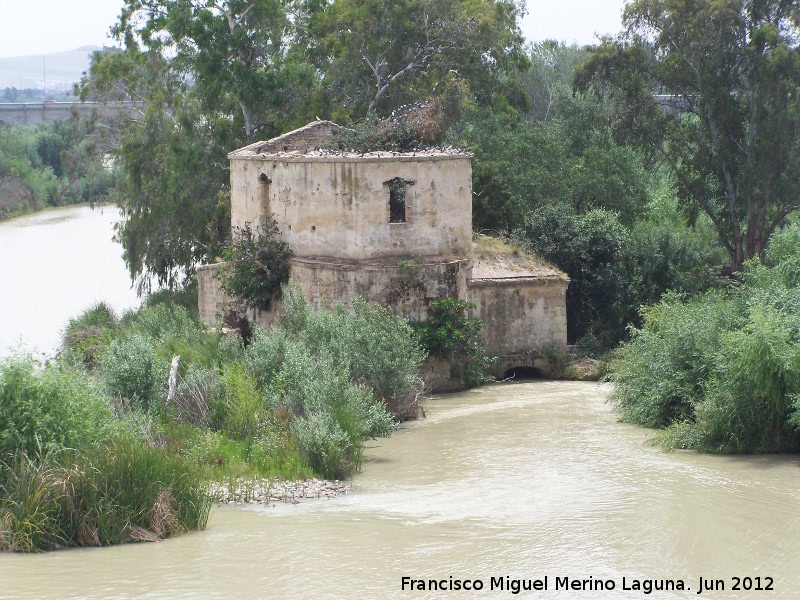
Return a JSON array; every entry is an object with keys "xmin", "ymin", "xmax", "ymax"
[
  {"xmin": 471, "ymin": 234, "xmax": 565, "ymax": 279},
  {"xmin": 151, "ymin": 489, "xmax": 180, "ymax": 538}
]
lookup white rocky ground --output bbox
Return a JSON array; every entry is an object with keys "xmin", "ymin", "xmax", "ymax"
[{"xmin": 211, "ymin": 478, "xmax": 351, "ymax": 506}]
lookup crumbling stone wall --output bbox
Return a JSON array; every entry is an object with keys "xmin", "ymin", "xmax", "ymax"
[
  {"xmin": 467, "ymin": 277, "xmax": 568, "ymax": 356},
  {"xmin": 199, "ymin": 121, "xmax": 571, "ymax": 386},
  {"xmin": 198, "ymin": 256, "xmax": 471, "ymax": 327},
  {"xmin": 229, "ymin": 153, "xmax": 472, "ymax": 261}
]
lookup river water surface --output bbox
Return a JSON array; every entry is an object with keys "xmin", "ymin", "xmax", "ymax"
[
  {"xmin": 0, "ymin": 205, "xmax": 140, "ymax": 357},
  {"xmin": 1, "ymin": 207, "xmax": 798, "ymax": 599},
  {"xmin": 2, "ymin": 382, "xmax": 798, "ymax": 599}
]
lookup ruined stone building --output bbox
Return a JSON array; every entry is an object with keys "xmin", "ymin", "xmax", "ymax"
[{"xmin": 198, "ymin": 121, "xmax": 568, "ymax": 381}]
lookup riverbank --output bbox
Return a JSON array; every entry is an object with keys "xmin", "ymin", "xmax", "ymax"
[{"xmin": 0, "ymin": 197, "xmax": 101, "ymax": 221}]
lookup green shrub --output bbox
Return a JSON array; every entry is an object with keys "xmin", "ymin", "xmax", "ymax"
[
  {"xmin": 608, "ymin": 291, "xmax": 744, "ymax": 428},
  {"xmin": 218, "ymin": 217, "xmax": 291, "ymax": 311},
  {"xmin": 0, "ymin": 356, "xmax": 115, "ymax": 464},
  {"xmin": 412, "ymin": 297, "xmax": 494, "ymax": 387},
  {"xmin": 219, "ymin": 363, "xmax": 265, "ymax": 439},
  {"xmin": 283, "ymin": 353, "xmax": 394, "ymax": 478},
  {"xmin": 688, "ymin": 297, "xmax": 800, "ymax": 453},
  {"xmin": 332, "ymin": 298, "xmax": 426, "ymax": 417},
  {"xmin": 243, "ymin": 294, "xmax": 407, "ymax": 477},
  {"xmin": 276, "ymin": 292, "xmax": 426, "ymax": 415},
  {"xmin": 61, "ymin": 302, "xmax": 120, "ymax": 370},
  {"xmin": 609, "ymin": 224, "xmax": 800, "ymax": 453},
  {"xmin": 101, "ymin": 334, "xmax": 165, "ymax": 413},
  {"xmin": 244, "ymin": 327, "xmax": 290, "ymax": 389},
  {"xmin": 122, "ymin": 303, "xmax": 204, "ymax": 345}
]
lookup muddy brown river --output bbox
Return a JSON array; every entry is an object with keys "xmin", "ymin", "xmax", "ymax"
[
  {"xmin": 1, "ymin": 207, "xmax": 797, "ymax": 598},
  {"xmin": 1, "ymin": 381, "xmax": 798, "ymax": 599},
  {"xmin": 0, "ymin": 205, "xmax": 140, "ymax": 357}
]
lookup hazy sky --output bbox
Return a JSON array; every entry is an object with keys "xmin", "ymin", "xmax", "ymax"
[{"xmin": 0, "ymin": 0, "xmax": 628, "ymax": 59}]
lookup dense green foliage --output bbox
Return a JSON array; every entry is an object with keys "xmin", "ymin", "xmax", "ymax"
[
  {"xmin": 0, "ymin": 357, "xmax": 116, "ymax": 464},
  {"xmin": 412, "ymin": 298, "xmax": 494, "ymax": 387},
  {"xmin": 576, "ymin": 0, "xmax": 800, "ymax": 269},
  {"xmin": 609, "ymin": 224, "xmax": 800, "ymax": 453},
  {"xmin": 0, "ymin": 119, "xmax": 113, "ymax": 218},
  {"xmin": 0, "ymin": 441, "xmax": 212, "ymax": 552},
  {"xmin": 514, "ymin": 196, "xmax": 719, "ymax": 345},
  {"xmin": 2, "ymin": 289, "xmax": 428, "ymax": 551},
  {"xmin": 218, "ymin": 218, "xmax": 291, "ymax": 311},
  {"xmin": 0, "ymin": 357, "xmax": 211, "ymax": 552}
]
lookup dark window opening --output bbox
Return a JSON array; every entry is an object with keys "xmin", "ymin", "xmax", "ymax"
[
  {"xmin": 259, "ymin": 173, "xmax": 271, "ymax": 213},
  {"xmin": 388, "ymin": 177, "xmax": 407, "ymax": 223}
]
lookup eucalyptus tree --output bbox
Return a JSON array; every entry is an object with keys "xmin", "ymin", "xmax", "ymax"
[
  {"xmin": 575, "ymin": 0, "xmax": 800, "ymax": 269},
  {"xmin": 81, "ymin": 1, "xmax": 317, "ymax": 289},
  {"xmin": 303, "ymin": 0, "xmax": 530, "ymax": 119}
]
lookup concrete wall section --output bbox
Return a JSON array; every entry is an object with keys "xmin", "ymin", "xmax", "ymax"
[
  {"xmin": 198, "ymin": 257, "xmax": 471, "ymax": 327},
  {"xmin": 467, "ymin": 277, "xmax": 568, "ymax": 357},
  {"xmin": 288, "ymin": 257, "xmax": 470, "ymax": 322},
  {"xmin": 230, "ymin": 154, "xmax": 472, "ymax": 261}
]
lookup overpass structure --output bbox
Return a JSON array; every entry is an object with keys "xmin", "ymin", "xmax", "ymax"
[{"xmin": 0, "ymin": 101, "xmax": 139, "ymax": 126}]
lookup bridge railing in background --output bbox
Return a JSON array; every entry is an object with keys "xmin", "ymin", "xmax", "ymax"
[{"xmin": 0, "ymin": 101, "xmax": 138, "ymax": 127}]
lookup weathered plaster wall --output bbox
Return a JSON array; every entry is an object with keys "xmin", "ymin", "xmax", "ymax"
[
  {"xmin": 198, "ymin": 257, "xmax": 471, "ymax": 326},
  {"xmin": 230, "ymin": 154, "xmax": 472, "ymax": 260},
  {"xmin": 197, "ymin": 262, "xmax": 232, "ymax": 326},
  {"xmin": 467, "ymin": 277, "xmax": 569, "ymax": 356},
  {"xmin": 287, "ymin": 257, "xmax": 470, "ymax": 322}
]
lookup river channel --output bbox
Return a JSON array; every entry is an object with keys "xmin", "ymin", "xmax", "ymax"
[
  {"xmin": 2, "ymin": 382, "xmax": 799, "ymax": 599},
  {"xmin": 0, "ymin": 205, "xmax": 140, "ymax": 357},
  {"xmin": 1, "ymin": 207, "xmax": 798, "ymax": 599}
]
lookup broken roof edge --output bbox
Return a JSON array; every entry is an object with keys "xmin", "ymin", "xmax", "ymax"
[
  {"xmin": 227, "ymin": 120, "xmax": 471, "ymax": 160},
  {"xmin": 228, "ymin": 120, "xmax": 343, "ymax": 158}
]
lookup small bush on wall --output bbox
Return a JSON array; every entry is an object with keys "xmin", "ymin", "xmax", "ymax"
[
  {"xmin": 412, "ymin": 297, "xmax": 495, "ymax": 387},
  {"xmin": 218, "ymin": 217, "xmax": 291, "ymax": 311}
]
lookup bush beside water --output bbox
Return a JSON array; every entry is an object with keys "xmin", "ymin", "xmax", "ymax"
[
  {"xmin": 2, "ymin": 289, "xmax": 428, "ymax": 550},
  {"xmin": 608, "ymin": 224, "xmax": 800, "ymax": 453}
]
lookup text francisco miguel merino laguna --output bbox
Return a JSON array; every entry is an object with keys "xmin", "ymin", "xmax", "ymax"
[{"xmin": 400, "ymin": 575, "xmax": 766, "ymax": 595}]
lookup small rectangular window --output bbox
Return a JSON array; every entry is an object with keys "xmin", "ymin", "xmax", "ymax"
[{"xmin": 388, "ymin": 177, "xmax": 406, "ymax": 223}]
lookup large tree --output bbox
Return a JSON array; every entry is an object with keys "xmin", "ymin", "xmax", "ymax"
[
  {"xmin": 82, "ymin": 1, "xmax": 317, "ymax": 289},
  {"xmin": 303, "ymin": 0, "xmax": 529, "ymax": 119},
  {"xmin": 575, "ymin": 0, "xmax": 800, "ymax": 269}
]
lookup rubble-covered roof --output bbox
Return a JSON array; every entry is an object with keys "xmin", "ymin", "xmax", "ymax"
[
  {"xmin": 471, "ymin": 255, "xmax": 565, "ymax": 281},
  {"xmin": 228, "ymin": 120, "xmax": 470, "ymax": 159}
]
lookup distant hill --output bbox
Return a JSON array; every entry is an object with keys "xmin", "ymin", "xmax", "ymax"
[{"xmin": 0, "ymin": 46, "xmax": 103, "ymax": 94}]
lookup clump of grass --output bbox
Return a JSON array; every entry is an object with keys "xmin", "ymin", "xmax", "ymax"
[
  {"xmin": 0, "ymin": 439, "xmax": 212, "ymax": 552},
  {"xmin": 61, "ymin": 302, "xmax": 120, "ymax": 370}
]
